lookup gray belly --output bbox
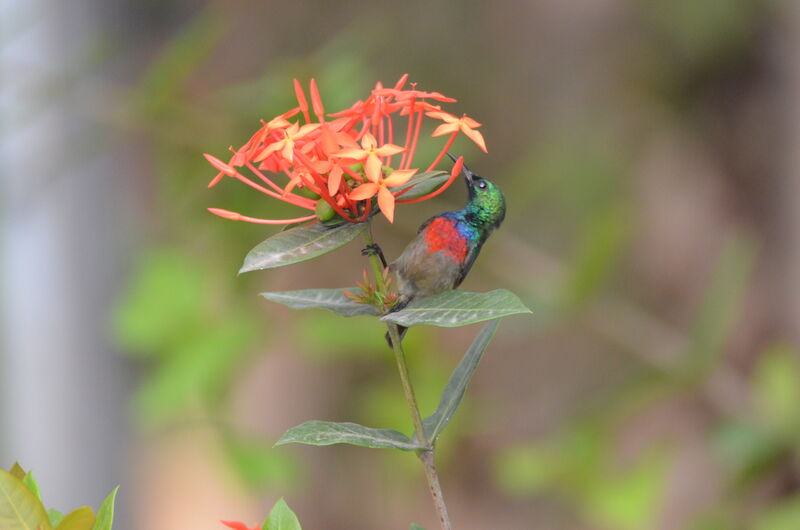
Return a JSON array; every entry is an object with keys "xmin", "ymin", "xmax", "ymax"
[{"xmin": 390, "ymin": 249, "xmax": 461, "ymax": 302}]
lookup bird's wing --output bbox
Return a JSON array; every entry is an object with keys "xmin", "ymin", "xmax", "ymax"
[{"xmin": 454, "ymin": 243, "xmax": 481, "ymax": 288}]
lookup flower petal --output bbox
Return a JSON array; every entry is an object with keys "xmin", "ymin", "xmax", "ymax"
[
  {"xmin": 349, "ymin": 182, "xmax": 379, "ymax": 200},
  {"xmin": 462, "ymin": 115, "xmax": 482, "ymax": 128},
  {"xmin": 309, "ymin": 78, "xmax": 325, "ymax": 119},
  {"xmin": 208, "ymin": 208, "xmax": 242, "ymax": 220},
  {"xmin": 431, "ymin": 123, "xmax": 457, "ymax": 137},
  {"xmin": 221, "ymin": 520, "xmax": 260, "ymax": 530},
  {"xmin": 204, "ymin": 153, "xmax": 236, "ymax": 176},
  {"xmin": 297, "ymin": 123, "xmax": 322, "ymax": 137},
  {"xmin": 327, "ymin": 166, "xmax": 343, "ymax": 196},
  {"xmin": 383, "ymin": 168, "xmax": 417, "ymax": 187},
  {"xmin": 319, "ymin": 124, "xmax": 339, "ymax": 155},
  {"xmin": 365, "ymin": 155, "xmax": 382, "ymax": 183},
  {"xmin": 361, "ymin": 132, "xmax": 377, "ymax": 150},
  {"xmin": 281, "ymin": 140, "xmax": 295, "ymax": 161},
  {"xmin": 393, "ymin": 73, "xmax": 409, "ymax": 90},
  {"xmin": 293, "ymin": 78, "xmax": 308, "ymax": 114},
  {"xmin": 426, "ymin": 110, "xmax": 456, "ymax": 122},
  {"xmin": 333, "ymin": 148, "xmax": 367, "ymax": 160},
  {"xmin": 377, "ymin": 186, "xmax": 396, "ymax": 223},
  {"xmin": 208, "ymin": 172, "xmax": 225, "ymax": 188},
  {"xmin": 462, "ymin": 126, "xmax": 488, "ymax": 153},
  {"xmin": 375, "ymin": 143, "xmax": 405, "ymax": 157}
]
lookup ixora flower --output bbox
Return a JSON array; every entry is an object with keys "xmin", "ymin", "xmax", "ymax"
[
  {"xmin": 220, "ymin": 521, "xmax": 260, "ymax": 530},
  {"xmin": 204, "ymin": 75, "xmax": 486, "ymax": 224}
]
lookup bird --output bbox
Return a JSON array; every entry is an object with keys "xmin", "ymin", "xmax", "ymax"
[{"xmin": 368, "ymin": 153, "xmax": 506, "ymax": 347}]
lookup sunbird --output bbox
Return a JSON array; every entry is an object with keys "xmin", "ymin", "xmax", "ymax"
[{"xmin": 366, "ymin": 154, "xmax": 506, "ymax": 345}]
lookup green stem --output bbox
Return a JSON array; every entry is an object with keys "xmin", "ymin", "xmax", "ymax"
[
  {"xmin": 385, "ymin": 322, "xmax": 426, "ymax": 444},
  {"xmin": 361, "ymin": 228, "xmax": 453, "ymax": 530},
  {"xmin": 363, "ymin": 226, "xmax": 388, "ymax": 294}
]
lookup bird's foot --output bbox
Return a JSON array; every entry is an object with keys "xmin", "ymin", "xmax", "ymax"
[{"xmin": 361, "ymin": 243, "xmax": 387, "ymax": 268}]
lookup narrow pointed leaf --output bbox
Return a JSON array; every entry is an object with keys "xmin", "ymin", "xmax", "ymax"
[
  {"xmin": 275, "ymin": 421, "xmax": 424, "ymax": 451},
  {"xmin": 0, "ymin": 469, "xmax": 51, "ymax": 530},
  {"xmin": 55, "ymin": 507, "xmax": 95, "ymax": 530},
  {"xmin": 91, "ymin": 486, "xmax": 118, "ymax": 530},
  {"xmin": 381, "ymin": 289, "xmax": 531, "ymax": 328},
  {"xmin": 240, "ymin": 222, "xmax": 367, "ymax": 273},
  {"xmin": 22, "ymin": 472, "xmax": 42, "ymax": 501},
  {"xmin": 7, "ymin": 464, "xmax": 25, "ymax": 481},
  {"xmin": 391, "ymin": 171, "xmax": 449, "ymax": 200},
  {"xmin": 263, "ymin": 498, "xmax": 301, "ymax": 530},
  {"xmin": 48, "ymin": 509, "xmax": 65, "ymax": 527},
  {"xmin": 261, "ymin": 288, "xmax": 378, "ymax": 317},
  {"xmin": 422, "ymin": 320, "xmax": 500, "ymax": 442}
]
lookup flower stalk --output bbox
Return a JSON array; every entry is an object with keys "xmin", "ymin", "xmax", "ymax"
[{"xmin": 362, "ymin": 228, "xmax": 453, "ymax": 530}]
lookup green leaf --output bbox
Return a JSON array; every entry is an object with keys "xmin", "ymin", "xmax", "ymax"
[
  {"xmin": 684, "ymin": 237, "xmax": 753, "ymax": 375},
  {"xmin": 55, "ymin": 507, "xmax": 95, "ymax": 530},
  {"xmin": 390, "ymin": 171, "xmax": 449, "ymax": 200},
  {"xmin": 261, "ymin": 288, "xmax": 379, "ymax": 317},
  {"xmin": 753, "ymin": 345, "xmax": 800, "ymax": 436},
  {"xmin": 91, "ymin": 486, "xmax": 118, "ymax": 530},
  {"xmin": 493, "ymin": 444, "xmax": 560, "ymax": 496},
  {"xmin": 263, "ymin": 498, "xmax": 301, "ymax": 530},
  {"xmin": 240, "ymin": 222, "xmax": 368, "ymax": 273},
  {"xmin": 584, "ymin": 451, "xmax": 669, "ymax": 530},
  {"xmin": 755, "ymin": 497, "xmax": 800, "ymax": 530},
  {"xmin": 422, "ymin": 320, "xmax": 499, "ymax": 442},
  {"xmin": 48, "ymin": 509, "xmax": 64, "ymax": 527},
  {"xmin": 561, "ymin": 205, "xmax": 629, "ymax": 305},
  {"xmin": 275, "ymin": 421, "xmax": 424, "ymax": 451},
  {"xmin": 22, "ymin": 472, "xmax": 42, "ymax": 502},
  {"xmin": 134, "ymin": 318, "xmax": 255, "ymax": 427},
  {"xmin": 410, "ymin": 525, "xmax": 426, "ymax": 530},
  {"xmin": 113, "ymin": 249, "xmax": 205, "ymax": 356},
  {"xmin": 223, "ymin": 435, "xmax": 299, "ymax": 490},
  {"xmin": 381, "ymin": 289, "xmax": 531, "ymax": 328},
  {"xmin": 0, "ymin": 469, "xmax": 51, "ymax": 530},
  {"xmin": 7, "ymin": 464, "xmax": 25, "ymax": 481}
]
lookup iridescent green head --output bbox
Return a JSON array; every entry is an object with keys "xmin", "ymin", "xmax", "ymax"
[{"xmin": 457, "ymin": 158, "xmax": 506, "ymax": 232}]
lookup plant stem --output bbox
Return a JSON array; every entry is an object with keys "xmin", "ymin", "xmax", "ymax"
[
  {"xmin": 362, "ymin": 228, "xmax": 453, "ymax": 530},
  {"xmin": 385, "ymin": 323, "xmax": 426, "ymax": 444},
  {"xmin": 386, "ymin": 321, "xmax": 453, "ymax": 530},
  {"xmin": 418, "ymin": 449, "xmax": 452, "ymax": 530}
]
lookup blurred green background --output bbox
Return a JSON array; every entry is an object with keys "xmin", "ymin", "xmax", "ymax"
[{"xmin": 2, "ymin": 1, "xmax": 800, "ymax": 528}]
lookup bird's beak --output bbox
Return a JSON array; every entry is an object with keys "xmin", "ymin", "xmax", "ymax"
[{"xmin": 447, "ymin": 152, "xmax": 475, "ymax": 183}]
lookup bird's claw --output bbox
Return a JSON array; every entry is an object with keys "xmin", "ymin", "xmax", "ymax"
[
  {"xmin": 361, "ymin": 244, "xmax": 380, "ymax": 256},
  {"xmin": 361, "ymin": 243, "xmax": 388, "ymax": 268}
]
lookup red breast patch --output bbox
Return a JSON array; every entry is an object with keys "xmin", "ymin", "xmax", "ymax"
[{"xmin": 423, "ymin": 218, "xmax": 469, "ymax": 261}]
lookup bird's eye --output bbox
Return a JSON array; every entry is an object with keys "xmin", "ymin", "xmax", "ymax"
[{"xmin": 478, "ymin": 181, "xmax": 487, "ymax": 189}]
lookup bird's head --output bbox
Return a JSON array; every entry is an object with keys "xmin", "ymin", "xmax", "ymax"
[{"xmin": 448, "ymin": 153, "xmax": 506, "ymax": 230}]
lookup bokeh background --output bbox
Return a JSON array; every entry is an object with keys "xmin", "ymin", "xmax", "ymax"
[{"xmin": 2, "ymin": 1, "xmax": 800, "ymax": 529}]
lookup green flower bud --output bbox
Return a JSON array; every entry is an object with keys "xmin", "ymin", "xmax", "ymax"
[{"xmin": 315, "ymin": 199, "xmax": 336, "ymax": 221}]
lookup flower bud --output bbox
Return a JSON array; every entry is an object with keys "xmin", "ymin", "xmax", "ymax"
[{"xmin": 315, "ymin": 199, "xmax": 336, "ymax": 221}]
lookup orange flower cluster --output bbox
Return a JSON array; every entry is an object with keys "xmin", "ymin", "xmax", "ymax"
[{"xmin": 205, "ymin": 75, "xmax": 486, "ymax": 224}]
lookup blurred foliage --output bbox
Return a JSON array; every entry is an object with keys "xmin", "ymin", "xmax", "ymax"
[{"xmin": 107, "ymin": 0, "xmax": 800, "ymax": 527}]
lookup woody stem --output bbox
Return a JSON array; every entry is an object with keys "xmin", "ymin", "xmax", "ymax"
[{"xmin": 362, "ymin": 227, "xmax": 453, "ymax": 530}]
